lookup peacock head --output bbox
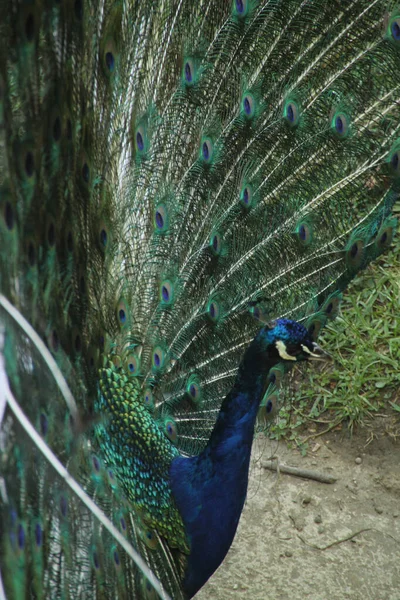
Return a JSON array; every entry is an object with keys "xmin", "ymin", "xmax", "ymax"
[{"xmin": 257, "ymin": 318, "xmax": 331, "ymax": 363}]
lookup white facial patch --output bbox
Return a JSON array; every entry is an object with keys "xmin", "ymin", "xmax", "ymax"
[
  {"xmin": 301, "ymin": 344, "xmax": 312, "ymax": 355},
  {"xmin": 275, "ymin": 340, "xmax": 296, "ymax": 361},
  {"xmin": 302, "ymin": 343, "xmax": 323, "ymax": 358}
]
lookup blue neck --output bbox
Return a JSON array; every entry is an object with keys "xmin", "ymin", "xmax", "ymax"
[{"xmin": 170, "ymin": 336, "xmax": 278, "ymax": 598}]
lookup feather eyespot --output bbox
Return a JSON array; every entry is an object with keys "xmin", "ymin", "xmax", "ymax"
[
  {"xmin": 234, "ymin": 0, "xmax": 248, "ymax": 17},
  {"xmin": 186, "ymin": 377, "xmax": 201, "ymax": 403},
  {"xmin": 296, "ymin": 222, "xmax": 313, "ymax": 246},
  {"xmin": 185, "ymin": 61, "xmax": 192, "ymax": 82},
  {"xmin": 160, "ymin": 280, "xmax": 174, "ymax": 305},
  {"xmin": 201, "ymin": 138, "xmax": 213, "ymax": 163},
  {"xmin": 258, "ymin": 392, "xmax": 278, "ymax": 423},
  {"xmin": 35, "ymin": 523, "xmax": 43, "ymax": 547},
  {"xmin": 17, "ymin": 523, "xmax": 25, "ymax": 549},
  {"xmin": 209, "ymin": 232, "xmax": 222, "ymax": 256},
  {"xmin": 92, "ymin": 551, "xmax": 100, "ymax": 570},
  {"xmin": 113, "ymin": 549, "xmax": 120, "ymax": 566},
  {"xmin": 40, "ymin": 412, "xmax": 48, "ymax": 436},
  {"xmin": 164, "ymin": 418, "xmax": 178, "ymax": 443},
  {"xmin": 136, "ymin": 132, "xmax": 144, "ymax": 150},
  {"xmin": 141, "ymin": 577, "xmax": 158, "ymax": 600},
  {"xmin": 106, "ymin": 52, "xmax": 115, "ymax": 72},
  {"xmin": 100, "ymin": 227, "xmax": 107, "ymax": 247},
  {"xmin": 92, "ymin": 456, "xmax": 101, "ymax": 472},
  {"xmin": 139, "ymin": 527, "xmax": 159, "ymax": 550},
  {"xmin": 390, "ymin": 17, "xmax": 400, "ymax": 41},
  {"xmin": 82, "ymin": 162, "xmax": 90, "ymax": 183},
  {"xmin": 155, "ymin": 210, "xmax": 164, "ymax": 228},
  {"xmin": 183, "ymin": 59, "xmax": 196, "ymax": 85},
  {"xmin": 25, "ymin": 152, "xmax": 35, "ymax": 178},
  {"xmin": 240, "ymin": 185, "xmax": 251, "ymax": 207},
  {"xmin": 144, "ymin": 388, "xmax": 154, "ymax": 408},
  {"xmin": 284, "ymin": 100, "xmax": 300, "ymax": 126},
  {"xmin": 345, "ymin": 238, "xmax": 364, "ymax": 271},
  {"xmin": 306, "ymin": 317, "xmax": 325, "ymax": 341},
  {"xmin": 4, "ymin": 202, "xmax": 14, "ymax": 230},
  {"xmin": 52, "ymin": 116, "xmax": 62, "ymax": 142},
  {"xmin": 102, "ymin": 32, "xmax": 119, "ymax": 77},
  {"xmin": 189, "ymin": 383, "xmax": 198, "ymax": 397},
  {"xmin": 116, "ymin": 299, "xmax": 129, "ymax": 328},
  {"xmin": 389, "ymin": 148, "xmax": 400, "ymax": 175},
  {"xmin": 331, "ymin": 112, "xmax": 349, "ymax": 138},
  {"xmin": 374, "ymin": 221, "xmax": 396, "ymax": 253},
  {"xmin": 152, "ymin": 347, "xmax": 166, "ymax": 371},
  {"xmin": 135, "ymin": 123, "xmax": 148, "ymax": 154},
  {"xmin": 207, "ymin": 299, "xmax": 220, "ymax": 322},
  {"xmin": 154, "ymin": 204, "xmax": 168, "ymax": 232},
  {"xmin": 125, "ymin": 354, "xmax": 140, "ymax": 376},
  {"xmin": 267, "ymin": 365, "xmax": 285, "ymax": 387},
  {"xmin": 80, "ymin": 152, "xmax": 92, "ymax": 186},
  {"xmin": 59, "ymin": 495, "xmax": 68, "ymax": 518},
  {"xmin": 321, "ymin": 293, "xmax": 342, "ymax": 319},
  {"xmin": 242, "ymin": 93, "xmax": 255, "ymax": 118}
]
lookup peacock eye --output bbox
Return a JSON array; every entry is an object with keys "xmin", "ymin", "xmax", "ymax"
[{"xmin": 285, "ymin": 343, "xmax": 302, "ymax": 356}]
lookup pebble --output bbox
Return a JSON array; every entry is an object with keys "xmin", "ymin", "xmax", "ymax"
[
  {"xmin": 314, "ymin": 514, "xmax": 322, "ymax": 524},
  {"xmin": 289, "ymin": 511, "xmax": 305, "ymax": 531},
  {"xmin": 318, "ymin": 525, "xmax": 325, "ymax": 534},
  {"xmin": 375, "ymin": 506, "xmax": 384, "ymax": 515},
  {"xmin": 393, "ymin": 512, "xmax": 399, "ymax": 518},
  {"xmin": 285, "ymin": 550, "xmax": 293, "ymax": 557},
  {"xmin": 355, "ymin": 457, "xmax": 362, "ymax": 465},
  {"xmin": 302, "ymin": 495, "xmax": 312, "ymax": 506}
]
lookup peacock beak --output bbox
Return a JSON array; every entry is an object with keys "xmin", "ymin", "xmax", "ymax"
[{"xmin": 308, "ymin": 342, "xmax": 333, "ymax": 362}]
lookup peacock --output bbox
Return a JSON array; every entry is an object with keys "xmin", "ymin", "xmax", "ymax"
[{"xmin": 0, "ymin": 0, "xmax": 398, "ymax": 598}]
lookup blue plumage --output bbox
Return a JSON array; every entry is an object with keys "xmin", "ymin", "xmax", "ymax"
[{"xmin": 171, "ymin": 319, "xmax": 325, "ymax": 596}]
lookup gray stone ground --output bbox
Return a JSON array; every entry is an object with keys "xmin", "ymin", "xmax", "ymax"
[{"xmin": 196, "ymin": 423, "xmax": 400, "ymax": 600}]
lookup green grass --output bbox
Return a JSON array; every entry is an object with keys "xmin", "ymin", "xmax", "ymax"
[{"xmin": 270, "ymin": 216, "xmax": 400, "ymax": 446}]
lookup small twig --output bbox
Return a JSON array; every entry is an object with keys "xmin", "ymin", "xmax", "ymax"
[
  {"xmin": 294, "ymin": 412, "xmax": 336, "ymax": 424},
  {"xmin": 298, "ymin": 528, "xmax": 400, "ymax": 550},
  {"xmin": 262, "ymin": 461, "xmax": 337, "ymax": 484},
  {"xmin": 300, "ymin": 419, "xmax": 344, "ymax": 444}
]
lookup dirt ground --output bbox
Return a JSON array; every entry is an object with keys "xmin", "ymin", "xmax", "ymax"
[{"xmin": 196, "ymin": 418, "xmax": 400, "ymax": 600}]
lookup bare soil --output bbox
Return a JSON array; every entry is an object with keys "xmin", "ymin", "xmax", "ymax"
[{"xmin": 196, "ymin": 418, "xmax": 400, "ymax": 600}]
